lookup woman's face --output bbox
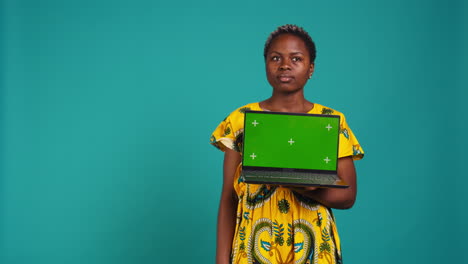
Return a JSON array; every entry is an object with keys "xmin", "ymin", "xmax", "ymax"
[{"xmin": 265, "ymin": 34, "xmax": 314, "ymax": 94}]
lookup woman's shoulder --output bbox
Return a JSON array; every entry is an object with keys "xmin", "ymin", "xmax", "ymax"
[
  {"xmin": 311, "ymin": 103, "xmax": 345, "ymax": 117},
  {"xmin": 226, "ymin": 102, "xmax": 261, "ymax": 119},
  {"xmin": 210, "ymin": 103, "xmax": 259, "ymax": 152}
]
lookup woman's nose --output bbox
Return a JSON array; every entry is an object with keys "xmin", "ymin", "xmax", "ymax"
[{"xmin": 279, "ymin": 60, "xmax": 291, "ymax": 70}]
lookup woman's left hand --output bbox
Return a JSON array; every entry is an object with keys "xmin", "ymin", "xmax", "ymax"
[{"xmin": 286, "ymin": 157, "xmax": 357, "ymax": 209}]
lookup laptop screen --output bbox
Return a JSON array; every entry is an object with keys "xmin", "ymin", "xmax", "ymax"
[{"xmin": 243, "ymin": 111, "xmax": 340, "ymax": 171}]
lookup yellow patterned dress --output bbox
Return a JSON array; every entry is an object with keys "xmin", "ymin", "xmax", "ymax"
[{"xmin": 211, "ymin": 102, "xmax": 364, "ymax": 264}]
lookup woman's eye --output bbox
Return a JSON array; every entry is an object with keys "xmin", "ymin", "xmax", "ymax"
[
  {"xmin": 271, "ymin": 56, "xmax": 280, "ymax": 61},
  {"xmin": 292, "ymin": 57, "xmax": 302, "ymax": 62}
]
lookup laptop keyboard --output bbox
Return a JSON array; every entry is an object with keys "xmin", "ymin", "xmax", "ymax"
[{"xmin": 243, "ymin": 170, "xmax": 339, "ymax": 185}]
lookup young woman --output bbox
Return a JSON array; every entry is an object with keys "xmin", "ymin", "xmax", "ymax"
[{"xmin": 210, "ymin": 24, "xmax": 364, "ymax": 264}]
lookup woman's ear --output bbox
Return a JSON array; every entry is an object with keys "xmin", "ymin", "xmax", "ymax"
[{"xmin": 308, "ymin": 63, "xmax": 315, "ymax": 79}]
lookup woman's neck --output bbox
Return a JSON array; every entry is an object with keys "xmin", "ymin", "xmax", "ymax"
[{"xmin": 260, "ymin": 93, "xmax": 314, "ymax": 113}]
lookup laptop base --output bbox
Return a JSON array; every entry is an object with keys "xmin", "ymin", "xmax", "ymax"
[{"xmin": 241, "ymin": 170, "xmax": 348, "ymax": 188}]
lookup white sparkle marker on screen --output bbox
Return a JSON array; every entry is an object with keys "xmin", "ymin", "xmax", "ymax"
[
  {"xmin": 252, "ymin": 120, "xmax": 259, "ymax": 127},
  {"xmin": 324, "ymin": 157, "xmax": 331, "ymax": 163},
  {"xmin": 326, "ymin": 124, "xmax": 333, "ymax": 131},
  {"xmin": 288, "ymin": 138, "xmax": 295, "ymax": 145},
  {"xmin": 250, "ymin": 153, "xmax": 257, "ymax": 159}
]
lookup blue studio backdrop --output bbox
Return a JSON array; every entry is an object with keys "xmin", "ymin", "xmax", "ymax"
[{"xmin": 1, "ymin": 0, "xmax": 467, "ymax": 263}]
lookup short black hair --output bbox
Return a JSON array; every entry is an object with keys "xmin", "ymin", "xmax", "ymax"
[{"xmin": 263, "ymin": 24, "xmax": 316, "ymax": 63}]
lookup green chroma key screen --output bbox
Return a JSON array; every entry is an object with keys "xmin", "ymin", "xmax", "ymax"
[{"xmin": 243, "ymin": 111, "xmax": 340, "ymax": 171}]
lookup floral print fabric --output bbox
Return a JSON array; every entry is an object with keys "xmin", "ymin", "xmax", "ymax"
[{"xmin": 211, "ymin": 102, "xmax": 364, "ymax": 264}]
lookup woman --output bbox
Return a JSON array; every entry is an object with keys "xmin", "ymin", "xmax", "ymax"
[{"xmin": 211, "ymin": 24, "xmax": 364, "ymax": 264}]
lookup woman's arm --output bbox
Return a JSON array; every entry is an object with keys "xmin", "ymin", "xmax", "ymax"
[
  {"xmin": 216, "ymin": 148, "xmax": 241, "ymax": 264},
  {"xmin": 291, "ymin": 156, "xmax": 357, "ymax": 209}
]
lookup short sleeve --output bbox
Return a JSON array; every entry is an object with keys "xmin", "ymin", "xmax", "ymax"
[
  {"xmin": 210, "ymin": 108, "xmax": 246, "ymax": 153},
  {"xmin": 210, "ymin": 115, "xmax": 235, "ymax": 151},
  {"xmin": 338, "ymin": 114, "xmax": 364, "ymax": 160}
]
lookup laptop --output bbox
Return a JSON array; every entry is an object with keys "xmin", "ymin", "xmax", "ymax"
[{"xmin": 241, "ymin": 110, "xmax": 348, "ymax": 188}]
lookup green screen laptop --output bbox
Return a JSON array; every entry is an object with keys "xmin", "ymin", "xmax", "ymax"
[{"xmin": 241, "ymin": 110, "xmax": 348, "ymax": 188}]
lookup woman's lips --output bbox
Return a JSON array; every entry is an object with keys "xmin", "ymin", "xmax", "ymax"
[{"xmin": 278, "ymin": 75, "xmax": 293, "ymax": 82}]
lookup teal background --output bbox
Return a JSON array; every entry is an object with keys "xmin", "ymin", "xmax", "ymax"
[{"xmin": 1, "ymin": 0, "xmax": 466, "ymax": 263}]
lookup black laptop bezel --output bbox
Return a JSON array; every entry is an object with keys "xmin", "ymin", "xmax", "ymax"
[{"xmin": 241, "ymin": 110, "xmax": 345, "ymax": 187}]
